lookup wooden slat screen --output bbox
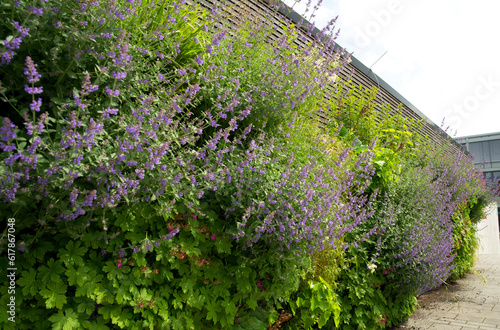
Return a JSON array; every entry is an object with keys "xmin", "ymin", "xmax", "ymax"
[{"xmin": 194, "ymin": 0, "xmax": 469, "ymax": 157}]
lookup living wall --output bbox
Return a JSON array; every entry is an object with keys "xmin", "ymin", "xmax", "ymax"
[{"xmin": 0, "ymin": 0, "xmax": 493, "ymax": 329}]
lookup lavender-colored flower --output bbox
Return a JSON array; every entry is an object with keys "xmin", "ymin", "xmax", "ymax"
[
  {"xmin": 0, "ymin": 118, "xmax": 17, "ymax": 143},
  {"xmin": 13, "ymin": 21, "xmax": 29, "ymax": 37},
  {"xmin": 1, "ymin": 51, "xmax": 14, "ymax": 66},
  {"xmin": 112, "ymin": 71, "xmax": 127, "ymax": 80},
  {"xmin": 28, "ymin": 6, "xmax": 44, "ymax": 16},
  {"xmin": 24, "ymin": 57, "xmax": 42, "ymax": 83},
  {"xmin": 89, "ymin": 84, "xmax": 99, "ymax": 93},
  {"xmin": 105, "ymin": 86, "xmax": 120, "ymax": 96},
  {"xmin": 103, "ymin": 107, "xmax": 118, "ymax": 118},
  {"xmin": 135, "ymin": 168, "xmax": 145, "ymax": 179},
  {"xmin": 167, "ymin": 228, "xmax": 180, "ymax": 239},
  {"xmin": 24, "ymin": 85, "xmax": 43, "ymax": 94},
  {"xmin": 114, "ymin": 10, "xmax": 126, "ymax": 20},
  {"xmin": 29, "ymin": 98, "xmax": 42, "ymax": 112},
  {"xmin": 69, "ymin": 188, "xmax": 79, "ymax": 206}
]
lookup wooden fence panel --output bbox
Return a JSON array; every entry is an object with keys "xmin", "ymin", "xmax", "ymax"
[{"xmin": 195, "ymin": 0, "xmax": 468, "ymax": 156}]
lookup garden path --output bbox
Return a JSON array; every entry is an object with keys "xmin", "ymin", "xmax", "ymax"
[{"xmin": 394, "ymin": 254, "xmax": 500, "ymax": 329}]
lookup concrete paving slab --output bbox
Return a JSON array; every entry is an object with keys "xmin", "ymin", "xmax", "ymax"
[
  {"xmin": 477, "ymin": 325, "xmax": 500, "ymax": 330},
  {"xmin": 483, "ymin": 314, "xmax": 500, "ymax": 323},
  {"xmin": 393, "ymin": 254, "xmax": 500, "ymax": 330}
]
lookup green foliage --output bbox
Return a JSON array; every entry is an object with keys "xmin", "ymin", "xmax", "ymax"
[
  {"xmin": 288, "ymin": 278, "xmax": 341, "ymax": 329},
  {"xmin": 369, "ymin": 146, "xmax": 401, "ymax": 189},
  {"xmin": 121, "ymin": 0, "xmax": 210, "ymax": 68},
  {"xmin": 49, "ymin": 309, "xmax": 80, "ymax": 330},
  {"xmin": 325, "ymin": 81, "xmax": 422, "ymax": 192},
  {"xmin": 449, "ymin": 204, "xmax": 479, "ymax": 281},
  {"xmin": 0, "ymin": 1, "xmax": 310, "ymax": 328},
  {"xmin": 198, "ymin": 20, "xmax": 341, "ymax": 139},
  {"xmin": 447, "ymin": 183, "xmax": 494, "ymax": 282},
  {"xmin": 282, "ymin": 240, "xmax": 344, "ymax": 329},
  {"xmin": 330, "ymin": 148, "xmax": 489, "ymax": 328},
  {"xmin": 309, "ymin": 239, "xmax": 345, "ymax": 286},
  {"xmin": 325, "ymin": 81, "xmax": 421, "ymax": 151},
  {"xmin": 468, "ymin": 188, "xmax": 495, "ymax": 224},
  {"xmin": 326, "ymin": 82, "xmax": 380, "ymax": 144},
  {"xmin": 0, "ymin": 0, "xmax": 494, "ymax": 329},
  {"xmin": 333, "ymin": 240, "xmax": 416, "ymax": 329},
  {"xmin": 0, "ymin": 200, "xmax": 302, "ymax": 329}
]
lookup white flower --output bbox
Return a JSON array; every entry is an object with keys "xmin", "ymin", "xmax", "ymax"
[{"xmin": 368, "ymin": 263, "xmax": 377, "ymax": 274}]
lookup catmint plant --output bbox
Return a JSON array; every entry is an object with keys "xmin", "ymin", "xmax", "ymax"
[{"xmin": 0, "ymin": 0, "xmax": 492, "ymax": 329}]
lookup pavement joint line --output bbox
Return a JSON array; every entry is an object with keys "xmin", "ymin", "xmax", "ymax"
[
  {"xmin": 466, "ymin": 321, "xmax": 491, "ymax": 327},
  {"xmin": 395, "ymin": 255, "xmax": 500, "ymax": 329}
]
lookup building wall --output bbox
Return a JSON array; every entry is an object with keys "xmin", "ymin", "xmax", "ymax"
[
  {"xmin": 476, "ymin": 203, "xmax": 500, "ymax": 255},
  {"xmin": 457, "ymin": 132, "xmax": 500, "ymax": 182},
  {"xmin": 457, "ymin": 132, "xmax": 500, "ymax": 238}
]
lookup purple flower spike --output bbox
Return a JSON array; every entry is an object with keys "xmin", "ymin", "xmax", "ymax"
[
  {"xmin": 167, "ymin": 228, "xmax": 180, "ymax": 239},
  {"xmin": 13, "ymin": 21, "xmax": 29, "ymax": 37},
  {"xmin": 112, "ymin": 71, "xmax": 127, "ymax": 80},
  {"xmin": 24, "ymin": 85, "xmax": 43, "ymax": 94},
  {"xmin": 28, "ymin": 6, "xmax": 44, "ymax": 16},
  {"xmin": 30, "ymin": 98, "xmax": 42, "ymax": 112},
  {"xmin": 24, "ymin": 56, "xmax": 42, "ymax": 83},
  {"xmin": 105, "ymin": 86, "xmax": 120, "ymax": 96},
  {"xmin": 1, "ymin": 118, "xmax": 17, "ymax": 143},
  {"xmin": 103, "ymin": 107, "xmax": 118, "ymax": 119}
]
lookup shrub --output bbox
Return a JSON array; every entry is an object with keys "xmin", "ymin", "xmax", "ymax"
[
  {"xmin": 283, "ymin": 237, "xmax": 345, "ymax": 329},
  {"xmin": 333, "ymin": 240, "xmax": 417, "ymax": 329},
  {"xmin": 323, "ymin": 81, "xmax": 422, "ymax": 193},
  {"xmin": 0, "ymin": 0, "xmax": 375, "ymax": 328},
  {"xmin": 195, "ymin": 12, "xmax": 345, "ymax": 142},
  {"xmin": 1, "ymin": 0, "xmax": 493, "ymax": 329},
  {"xmin": 449, "ymin": 202, "xmax": 479, "ymax": 280},
  {"xmin": 323, "ymin": 81, "xmax": 422, "ymax": 152},
  {"xmin": 331, "ymin": 148, "xmax": 488, "ymax": 329}
]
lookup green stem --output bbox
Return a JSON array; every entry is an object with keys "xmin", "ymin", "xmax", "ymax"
[{"xmin": 55, "ymin": 58, "xmax": 75, "ymax": 86}]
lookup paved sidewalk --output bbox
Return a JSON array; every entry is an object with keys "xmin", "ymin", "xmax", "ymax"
[{"xmin": 394, "ymin": 254, "xmax": 500, "ymax": 329}]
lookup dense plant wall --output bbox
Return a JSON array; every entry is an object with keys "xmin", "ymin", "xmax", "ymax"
[{"xmin": 0, "ymin": 0, "xmax": 493, "ymax": 329}]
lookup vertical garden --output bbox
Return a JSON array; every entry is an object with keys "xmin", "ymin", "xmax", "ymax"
[{"xmin": 0, "ymin": 0, "xmax": 494, "ymax": 329}]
